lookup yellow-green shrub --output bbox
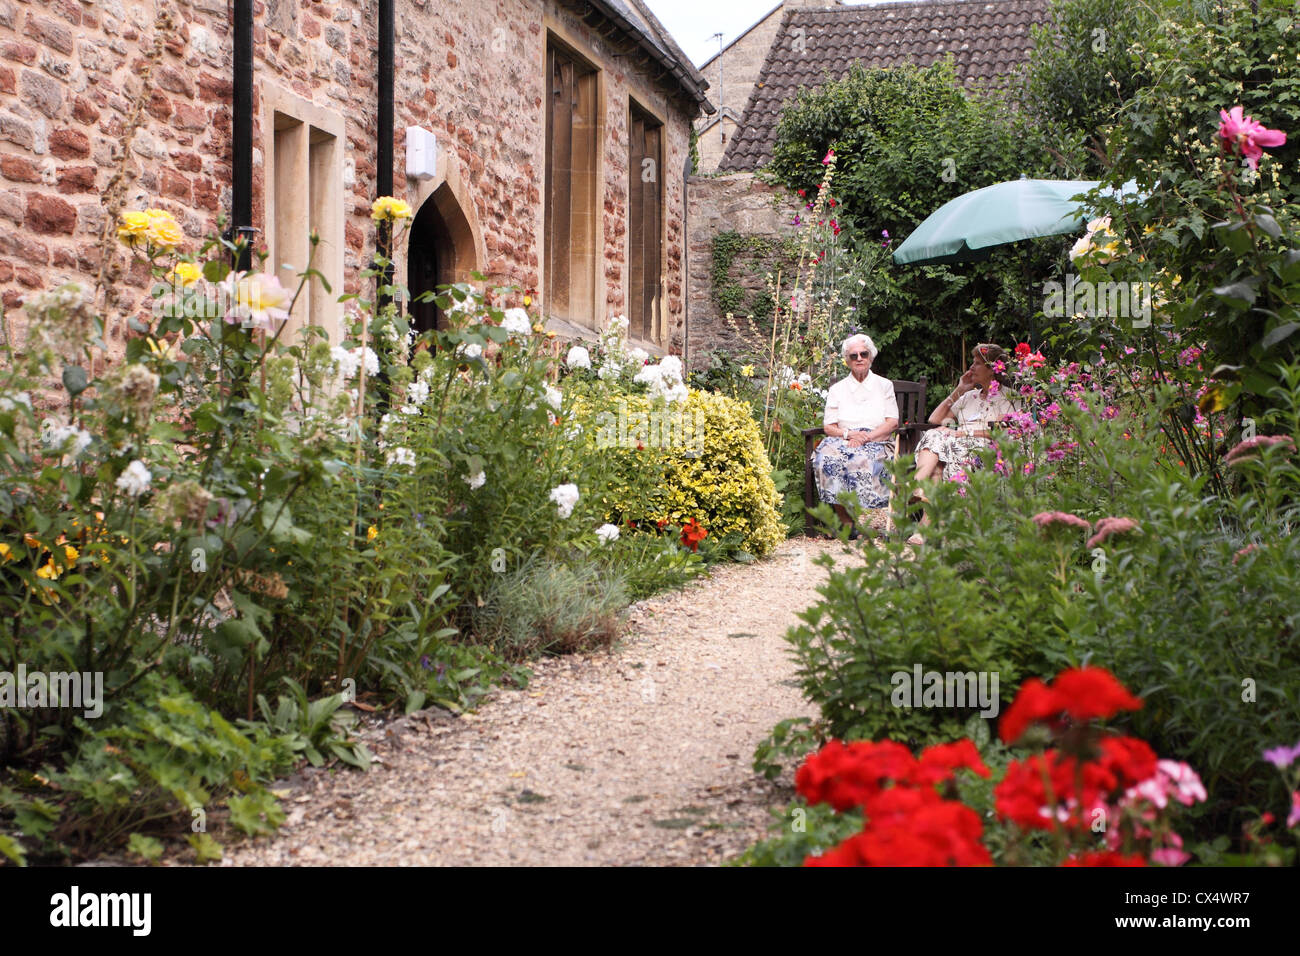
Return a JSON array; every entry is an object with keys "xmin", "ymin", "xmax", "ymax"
[{"xmin": 571, "ymin": 388, "xmax": 785, "ymax": 557}]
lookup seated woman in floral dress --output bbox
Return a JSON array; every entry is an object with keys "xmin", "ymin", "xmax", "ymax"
[
  {"xmin": 812, "ymin": 334, "xmax": 899, "ymax": 535},
  {"xmin": 912, "ymin": 343, "xmax": 1016, "ymax": 489}
]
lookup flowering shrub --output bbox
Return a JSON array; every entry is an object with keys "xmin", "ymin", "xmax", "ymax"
[
  {"xmin": 0, "ymin": 198, "xmax": 712, "ymax": 861},
  {"xmin": 753, "ymin": 362, "xmax": 1300, "ymax": 854},
  {"xmin": 753, "ymin": 669, "xmax": 1206, "ymax": 867},
  {"xmin": 567, "ymin": 388, "xmax": 785, "ymax": 558}
]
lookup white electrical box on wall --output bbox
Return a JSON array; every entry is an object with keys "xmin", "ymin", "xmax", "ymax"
[{"xmin": 406, "ymin": 126, "xmax": 438, "ymax": 181}]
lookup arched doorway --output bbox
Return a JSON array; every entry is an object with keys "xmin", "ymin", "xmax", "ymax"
[{"xmin": 406, "ymin": 183, "xmax": 477, "ymax": 335}]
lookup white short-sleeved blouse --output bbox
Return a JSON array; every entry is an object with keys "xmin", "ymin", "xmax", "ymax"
[
  {"xmin": 950, "ymin": 387, "xmax": 1017, "ymax": 430},
  {"xmin": 823, "ymin": 371, "xmax": 899, "ymax": 429}
]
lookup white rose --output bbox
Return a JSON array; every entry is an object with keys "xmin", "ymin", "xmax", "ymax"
[
  {"xmin": 115, "ymin": 459, "xmax": 152, "ymax": 497},
  {"xmin": 501, "ymin": 308, "xmax": 531, "ymax": 336},
  {"xmin": 548, "ymin": 482, "xmax": 579, "ymax": 519}
]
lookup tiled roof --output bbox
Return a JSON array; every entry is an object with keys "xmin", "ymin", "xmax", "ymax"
[
  {"xmin": 719, "ymin": 0, "xmax": 1051, "ymax": 172},
  {"xmin": 575, "ymin": 0, "xmax": 715, "ymax": 114}
]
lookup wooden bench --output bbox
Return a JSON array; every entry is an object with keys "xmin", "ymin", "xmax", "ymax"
[{"xmin": 801, "ymin": 378, "xmax": 934, "ymax": 537}]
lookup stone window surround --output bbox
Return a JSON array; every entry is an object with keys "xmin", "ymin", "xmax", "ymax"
[
  {"xmin": 627, "ymin": 94, "xmax": 667, "ymax": 349},
  {"xmin": 261, "ymin": 80, "xmax": 346, "ymax": 345},
  {"xmin": 542, "ymin": 15, "xmax": 606, "ymax": 339}
]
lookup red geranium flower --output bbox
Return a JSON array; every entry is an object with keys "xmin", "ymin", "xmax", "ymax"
[
  {"xmin": 1014, "ymin": 342, "xmax": 1032, "ymax": 358},
  {"xmin": 795, "ymin": 739, "xmax": 917, "ymax": 811},
  {"xmin": 680, "ymin": 517, "xmax": 708, "ymax": 552},
  {"xmin": 1051, "ymin": 668, "xmax": 1144, "ymax": 723},
  {"xmin": 1062, "ymin": 850, "xmax": 1147, "ymax": 866},
  {"xmin": 806, "ymin": 795, "xmax": 991, "ymax": 866},
  {"xmin": 1000, "ymin": 667, "xmax": 1143, "ymax": 743},
  {"xmin": 913, "ymin": 739, "xmax": 992, "ymax": 785}
]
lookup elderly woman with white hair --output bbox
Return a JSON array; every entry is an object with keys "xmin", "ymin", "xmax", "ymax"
[{"xmin": 811, "ymin": 333, "xmax": 899, "ymax": 535}]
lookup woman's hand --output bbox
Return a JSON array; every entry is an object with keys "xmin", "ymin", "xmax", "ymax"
[
  {"xmin": 956, "ymin": 369, "xmax": 977, "ymax": 394},
  {"xmin": 845, "ymin": 429, "xmax": 867, "ymax": 447}
]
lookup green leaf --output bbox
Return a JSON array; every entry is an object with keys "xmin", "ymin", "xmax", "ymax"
[
  {"xmin": 126, "ymin": 833, "xmax": 165, "ymax": 862},
  {"xmin": 203, "ymin": 259, "xmax": 230, "ymax": 284},
  {"xmin": 61, "ymin": 365, "xmax": 89, "ymax": 396},
  {"xmin": 1211, "ymin": 279, "xmax": 1260, "ymax": 306},
  {"xmin": 226, "ymin": 792, "xmax": 285, "ymax": 836},
  {"xmin": 405, "ymin": 690, "xmax": 427, "ymax": 714},
  {"xmin": 187, "ymin": 832, "xmax": 223, "ymax": 864},
  {"xmin": 1253, "ymin": 213, "xmax": 1281, "ymax": 239},
  {"xmin": 14, "ymin": 798, "xmax": 59, "ymax": 840},
  {"xmin": 0, "ymin": 832, "xmax": 26, "ymax": 866},
  {"xmin": 1260, "ymin": 322, "xmax": 1300, "ymax": 351}
]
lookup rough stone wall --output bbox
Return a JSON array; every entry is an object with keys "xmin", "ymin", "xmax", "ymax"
[
  {"xmin": 0, "ymin": 0, "xmax": 696, "ymax": 363},
  {"xmin": 693, "ymin": 1, "xmax": 786, "ymax": 174},
  {"xmin": 685, "ymin": 170, "xmax": 798, "ymax": 364},
  {"xmin": 0, "ymin": 0, "xmax": 242, "ymax": 327}
]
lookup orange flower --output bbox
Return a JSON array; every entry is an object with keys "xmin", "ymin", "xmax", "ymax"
[{"xmin": 680, "ymin": 518, "xmax": 708, "ymax": 552}]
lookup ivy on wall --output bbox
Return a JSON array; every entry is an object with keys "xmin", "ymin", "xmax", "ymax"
[{"xmin": 709, "ymin": 230, "xmax": 799, "ymax": 329}]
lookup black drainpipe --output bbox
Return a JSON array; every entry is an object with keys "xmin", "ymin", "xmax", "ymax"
[
  {"xmin": 229, "ymin": 0, "xmax": 254, "ymax": 271},
  {"xmin": 375, "ymin": 0, "xmax": 395, "ymax": 303},
  {"xmin": 682, "ymin": 152, "xmax": 691, "ymax": 371},
  {"xmin": 377, "ymin": 0, "xmax": 394, "ymax": 201}
]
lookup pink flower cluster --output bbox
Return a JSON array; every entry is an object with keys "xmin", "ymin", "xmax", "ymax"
[
  {"xmin": 1046, "ymin": 441, "xmax": 1079, "ymax": 463},
  {"xmin": 1087, "ymin": 516, "xmax": 1140, "ymax": 549},
  {"xmin": 1111, "ymin": 761, "xmax": 1207, "ymax": 866},
  {"xmin": 1226, "ymin": 434, "xmax": 1295, "ymax": 464},
  {"xmin": 1031, "ymin": 512, "xmax": 1140, "ymax": 549},
  {"xmin": 1031, "ymin": 511, "xmax": 1092, "ymax": 533}
]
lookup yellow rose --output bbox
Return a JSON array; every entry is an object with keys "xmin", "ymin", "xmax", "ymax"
[
  {"xmin": 168, "ymin": 262, "xmax": 203, "ymax": 286},
  {"xmin": 64, "ymin": 545, "xmax": 79, "ymax": 564},
  {"xmin": 145, "ymin": 209, "xmax": 185, "ymax": 250},
  {"xmin": 117, "ymin": 210, "xmax": 151, "ymax": 246},
  {"xmin": 0, "ymin": 543, "xmax": 11, "ymax": 562},
  {"xmin": 367, "ymin": 525, "xmax": 379, "ymax": 541},
  {"xmin": 371, "ymin": 197, "xmax": 414, "ymax": 223},
  {"xmin": 36, "ymin": 558, "xmax": 59, "ymax": 580}
]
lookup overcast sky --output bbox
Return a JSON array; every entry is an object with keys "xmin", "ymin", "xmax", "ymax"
[{"xmin": 645, "ymin": 0, "xmax": 910, "ymax": 68}]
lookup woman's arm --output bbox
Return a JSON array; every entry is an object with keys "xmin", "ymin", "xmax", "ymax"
[
  {"xmin": 929, "ymin": 380, "xmax": 972, "ymax": 426},
  {"xmin": 862, "ymin": 418, "xmax": 898, "ymax": 442},
  {"xmin": 824, "ymin": 421, "xmax": 852, "ymax": 439}
]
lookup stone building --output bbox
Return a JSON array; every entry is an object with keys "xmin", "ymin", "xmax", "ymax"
[
  {"xmin": 0, "ymin": 0, "xmax": 713, "ymax": 359},
  {"xmin": 687, "ymin": 0, "xmax": 1051, "ymax": 359},
  {"xmin": 719, "ymin": 0, "xmax": 1050, "ymax": 173},
  {"xmin": 693, "ymin": 0, "xmax": 839, "ymax": 175}
]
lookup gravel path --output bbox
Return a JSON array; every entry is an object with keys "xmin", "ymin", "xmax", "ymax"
[{"xmin": 219, "ymin": 535, "xmax": 863, "ymax": 867}]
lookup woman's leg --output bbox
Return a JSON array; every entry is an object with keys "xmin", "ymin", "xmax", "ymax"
[{"xmin": 914, "ymin": 448, "xmax": 940, "ymax": 481}]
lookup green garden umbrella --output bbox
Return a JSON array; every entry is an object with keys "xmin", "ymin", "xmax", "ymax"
[{"xmin": 891, "ymin": 178, "xmax": 1142, "ymax": 265}]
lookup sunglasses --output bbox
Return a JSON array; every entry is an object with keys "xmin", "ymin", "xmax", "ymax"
[{"xmin": 847, "ymin": 351, "xmax": 872, "ymax": 361}]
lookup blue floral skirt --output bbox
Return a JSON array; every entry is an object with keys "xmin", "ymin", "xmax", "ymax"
[{"xmin": 812, "ymin": 437, "xmax": 895, "ymax": 509}]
